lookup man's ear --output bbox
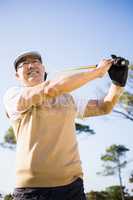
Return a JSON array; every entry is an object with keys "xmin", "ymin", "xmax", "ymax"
[
  {"xmin": 42, "ymin": 65, "xmax": 47, "ymax": 80},
  {"xmin": 44, "ymin": 72, "xmax": 48, "ymax": 80}
]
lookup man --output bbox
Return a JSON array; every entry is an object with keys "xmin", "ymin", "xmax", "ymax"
[{"xmin": 3, "ymin": 52, "xmax": 128, "ymax": 200}]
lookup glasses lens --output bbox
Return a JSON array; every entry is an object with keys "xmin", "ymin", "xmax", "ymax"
[{"xmin": 17, "ymin": 59, "xmax": 41, "ymax": 70}]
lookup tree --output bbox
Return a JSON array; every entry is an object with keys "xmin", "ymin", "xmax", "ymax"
[
  {"xmin": 129, "ymin": 171, "xmax": 133, "ymax": 183},
  {"xmin": 86, "ymin": 190, "xmax": 108, "ymax": 200},
  {"xmin": 4, "ymin": 194, "xmax": 13, "ymax": 200},
  {"xmin": 129, "ymin": 171, "xmax": 133, "ymax": 193},
  {"xmin": 4, "ymin": 126, "xmax": 16, "ymax": 144},
  {"xmin": 0, "ymin": 126, "xmax": 16, "ymax": 149},
  {"xmin": 75, "ymin": 122, "xmax": 95, "ymax": 135},
  {"xmin": 98, "ymin": 144, "xmax": 130, "ymax": 200},
  {"xmin": 105, "ymin": 185, "xmax": 130, "ymax": 200},
  {"xmin": 85, "ymin": 186, "xmax": 132, "ymax": 200}
]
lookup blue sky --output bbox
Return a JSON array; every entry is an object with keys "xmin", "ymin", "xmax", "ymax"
[{"xmin": 0, "ymin": 0, "xmax": 133, "ymax": 193}]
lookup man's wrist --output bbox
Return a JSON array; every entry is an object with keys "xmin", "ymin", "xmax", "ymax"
[
  {"xmin": 111, "ymin": 83, "xmax": 124, "ymax": 97},
  {"xmin": 93, "ymin": 67, "xmax": 105, "ymax": 78}
]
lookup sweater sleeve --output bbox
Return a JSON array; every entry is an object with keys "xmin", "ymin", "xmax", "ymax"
[{"xmin": 3, "ymin": 87, "xmax": 29, "ymax": 120}]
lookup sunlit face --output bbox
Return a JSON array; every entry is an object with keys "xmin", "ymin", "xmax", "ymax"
[{"xmin": 15, "ymin": 56, "xmax": 45, "ymax": 86}]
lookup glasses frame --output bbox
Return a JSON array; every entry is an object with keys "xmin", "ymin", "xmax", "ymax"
[{"xmin": 16, "ymin": 59, "xmax": 41, "ymax": 70}]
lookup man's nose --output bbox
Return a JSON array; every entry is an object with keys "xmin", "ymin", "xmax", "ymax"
[{"xmin": 28, "ymin": 63, "xmax": 34, "ymax": 69}]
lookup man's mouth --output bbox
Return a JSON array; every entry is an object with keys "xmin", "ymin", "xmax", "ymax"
[{"xmin": 27, "ymin": 70, "xmax": 39, "ymax": 77}]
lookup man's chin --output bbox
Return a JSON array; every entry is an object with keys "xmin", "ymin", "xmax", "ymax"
[{"xmin": 25, "ymin": 77, "xmax": 43, "ymax": 86}]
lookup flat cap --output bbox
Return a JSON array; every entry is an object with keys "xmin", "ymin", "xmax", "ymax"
[{"xmin": 14, "ymin": 51, "xmax": 42, "ymax": 71}]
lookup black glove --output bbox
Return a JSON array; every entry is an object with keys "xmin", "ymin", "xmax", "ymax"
[{"xmin": 108, "ymin": 55, "xmax": 129, "ymax": 87}]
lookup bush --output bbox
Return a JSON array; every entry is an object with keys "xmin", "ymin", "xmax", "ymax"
[
  {"xmin": 4, "ymin": 194, "xmax": 13, "ymax": 200},
  {"xmin": 4, "ymin": 127, "xmax": 16, "ymax": 144}
]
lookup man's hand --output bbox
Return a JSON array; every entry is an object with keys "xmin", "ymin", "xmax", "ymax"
[
  {"xmin": 108, "ymin": 55, "xmax": 129, "ymax": 87},
  {"xmin": 96, "ymin": 59, "xmax": 113, "ymax": 78}
]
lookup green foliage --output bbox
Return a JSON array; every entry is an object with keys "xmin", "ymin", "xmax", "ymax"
[
  {"xmin": 105, "ymin": 185, "xmax": 125, "ymax": 200},
  {"xmin": 120, "ymin": 90, "xmax": 133, "ymax": 119},
  {"xmin": 4, "ymin": 126, "xmax": 16, "ymax": 144},
  {"xmin": 106, "ymin": 144, "xmax": 129, "ymax": 155},
  {"xmin": 99, "ymin": 144, "xmax": 129, "ymax": 176},
  {"xmin": 3, "ymin": 187, "xmax": 133, "ymax": 200},
  {"xmin": 75, "ymin": 122, "xmax": 95, "ymax": 135},
  {"xmin": 120, "ymin": 91, "xmax": 133, "ymax": 106},
  {"xmin": 4, "ymin": 194, "xmax": 13, "ymax": 200},
  {"xmin": 101, "ymin": 144, "xmax": 129, "ymax": 165},
  {"xmin": 129, "ymin": 172, "xmax": 133, "ymax": 183},
  {"xmin": 85, "ymin": 186, "xmax": 132, "ymax": 200},
  {"xmin": 86, "ymin": 190, "xmax": 108, "ymax": 200},
  {"xmin": 98, "ymin": 144, "xmax": 130, "ymax": 200},
  {"xmin": 112, "ymin": 65, "xmax": 133, "ymax": 121},
  {"xmin": 129, "ymin": 65, "xmax": 133, "ymax": 70}
]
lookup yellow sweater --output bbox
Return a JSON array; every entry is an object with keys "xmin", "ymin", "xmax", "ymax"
[{"xmin": 11, "ymin": 94, "xmax": 83, "ymax": 187}]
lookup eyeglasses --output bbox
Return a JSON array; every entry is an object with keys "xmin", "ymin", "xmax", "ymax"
[{"xmin": 17, "ymin": 59, "xmax": 41, "ymax": 70}]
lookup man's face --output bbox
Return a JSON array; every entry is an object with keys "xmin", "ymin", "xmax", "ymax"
[{"xmin": 15, "ymin": 56, "xmax": 45, "ymax": 86}]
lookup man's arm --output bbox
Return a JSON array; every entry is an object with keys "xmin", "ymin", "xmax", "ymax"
[
  {"xmin": 83, "ymin": 84, "xmax": 124, "ymax": 117},
  {"xmin": 17, "ymin": 71, "xmax": 100, "ymax": 111},
  {"xmin": 17, "ymin": 59, "xmax": 112, "ymax": 111},
  {"xmin": 44, "ymin": 59, "xmax": 112, "ymax": 96}
]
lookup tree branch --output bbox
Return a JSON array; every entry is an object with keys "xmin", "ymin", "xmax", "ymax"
[{"xmin": 113, "ymin": 109, "xmax": 133, "ymax": 121}]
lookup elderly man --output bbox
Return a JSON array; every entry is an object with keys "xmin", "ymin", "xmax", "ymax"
[{"xmin": 3, "ymin": 52, "xmax": 128, "ymax": 200}]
